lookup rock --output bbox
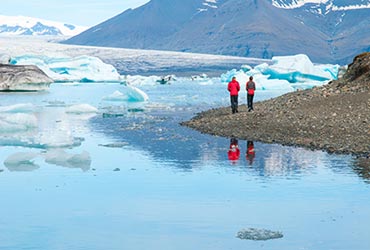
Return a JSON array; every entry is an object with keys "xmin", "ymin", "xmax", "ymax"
[
  {"xmin": 236, "ymin": 228, "xmax": 283, "ymax": 241},
  {"xmin": 0, "ymin": 63, "xmax": 53, "ymax": 91}
]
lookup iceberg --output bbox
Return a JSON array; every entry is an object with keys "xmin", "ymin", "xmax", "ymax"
[
  {"xmin": 261, "ymin": 54, "xmax": 339, "ymax": 83},
  {"xmin": 221, "ymin": 54, "xmax": 340, "ymax": 90},
  {"xmin": 10, "ymin": 55, "xmax": 121, "ymax": 83}
]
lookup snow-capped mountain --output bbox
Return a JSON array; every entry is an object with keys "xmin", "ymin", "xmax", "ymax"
[
  {"xmin": 0, "ymin": 15, "xmax": 88, "ymax": 36},
  {"xmin": 64, "ymin": 0, "xmax": 370, "ymax": 64}
]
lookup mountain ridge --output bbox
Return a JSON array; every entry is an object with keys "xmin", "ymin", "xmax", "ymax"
[
  {"xmin": 0, "ymin": 15, "xmax": 87, "ymax": 36},
  {"xmin": 63, "ymin": 0, "xmax": 370, "ymax": 64}
]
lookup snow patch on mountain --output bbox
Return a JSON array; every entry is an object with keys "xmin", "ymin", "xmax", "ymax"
[
  {"xmin": 272, "ymin": 0, "xmax": 370, "ymax": 11},
  {"xmin": 272, "ymin": 0, "xmax": 330, "ymax": 9},
  {"xmin": 0, "ymin": 15, "xmax": 88, "ymax": 36},
  {"xmin": 198, "ymin": 0, "xmax": 218, "ymax": 12}
]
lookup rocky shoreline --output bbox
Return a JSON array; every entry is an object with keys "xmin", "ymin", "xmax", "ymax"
[{"xmin": 181, "ymin": 53, "xmax": 370, "ymax": 158}]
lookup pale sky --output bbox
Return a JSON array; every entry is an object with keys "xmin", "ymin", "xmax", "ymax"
[{"xmin": 0, "ymin": 0, "xmax": 150, "ymax": 27}]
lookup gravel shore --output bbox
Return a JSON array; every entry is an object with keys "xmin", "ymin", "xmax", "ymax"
[{"xmin": 182, "ymin": 53, "xmax": 370, "ymax": 158}]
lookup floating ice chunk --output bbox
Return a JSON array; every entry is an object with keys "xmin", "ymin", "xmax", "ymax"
[
  {"xmin": 4, "ymin": 152, "xmax": 40, "ymax": 172},
  {"xmin": 236, "ymin": 228, "xmax": 283, "ymax": 241},
  {"xmin": 0, "ymin": 103, "xmax": 36, "ymax": 113},
  {"xmin": 103, "ymin": 86, "xmax": 148, "ymax": 103},
  {"xmin": 44, "ymin": 149, "xmax": 91, "ymax": 171},
  {"xmin": 65, "ymin": 104, "xmax": 99, "ymax": 114},
  {"xmin": 0, "ymin": 113, "xmax": 38, "ymax": 132},
  {"xmin": 103, "ymin": 90, "xmax": 127, "ymax": 101},
  {"xmin": 11, "ymin": 55, "xmax": 121, "ymax": 82},
  {"xmin": 241, "ymin": 64, "xmax": 253, "ymax": 72},
  {"xmin": 126, "ymin": 85, "xmax": 149, "ymax": 102}
]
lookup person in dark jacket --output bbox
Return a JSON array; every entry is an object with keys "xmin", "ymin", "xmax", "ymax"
[
  {"xmin": 246, "ymin": 76, "xmax": 256, "ymax": 112},
  {"xmin": 227, "ymin": 76, "xmax": 240, "ymax": 114}
]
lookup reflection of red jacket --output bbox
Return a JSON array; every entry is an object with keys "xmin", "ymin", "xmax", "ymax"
[
  {"xmin": 228, "ymin": 79, "xmax": 240, "ymax": 96},
  {"xmin": 228, "ymin": 146, "xmax": 240, "ymax": 161},
  {"xmin": 246, "ymin": 144, "xmax": 255, "ymax": 164}
]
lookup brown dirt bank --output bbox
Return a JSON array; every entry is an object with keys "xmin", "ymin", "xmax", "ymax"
[{"xmin": 181, "ymin": 53, "xmax": 370, "ymax": 158}]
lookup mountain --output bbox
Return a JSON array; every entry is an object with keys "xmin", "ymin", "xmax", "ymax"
[
  {"xmin": 63, "ymin": 0, "xmax": 370, "ymax": 64},
  {"xmin": 0, "ymin": 15, "xmax": 88, "ymax": 36}
]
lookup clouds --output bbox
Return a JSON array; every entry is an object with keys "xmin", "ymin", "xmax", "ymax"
[{"xmin": 0, "ymin": 0, "xmax": 150, "ymax": 26}]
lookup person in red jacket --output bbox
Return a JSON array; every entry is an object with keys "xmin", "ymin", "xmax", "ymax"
[{"xmin": 227, "ymin": 76, "xmax": 240, "ymax": 114}]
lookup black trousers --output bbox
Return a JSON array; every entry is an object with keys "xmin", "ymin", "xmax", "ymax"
[
  {"xmin": 230, "ymin": 95, "xmax": 238, "ymax": 113},
  {"xmin": 247, "ymin": 94, "xmax": 254, "ymax": 111}
]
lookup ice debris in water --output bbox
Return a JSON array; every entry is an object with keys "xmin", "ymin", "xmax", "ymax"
[
  {"xmin": 236, "ymin": 228, "xmax": 283, "ymax": 241},
  {"xmin": 0, "ymin": 103, "xmax": 36, "ymax": 113},
  {"xmin": 65, "ymin": 104, "xmax": 99, "ymax": 114}
]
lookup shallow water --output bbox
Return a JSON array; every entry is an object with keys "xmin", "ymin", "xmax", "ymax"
[{"xmin": 0, "ymin": 80, "xmax": 369, "ymax": 250}]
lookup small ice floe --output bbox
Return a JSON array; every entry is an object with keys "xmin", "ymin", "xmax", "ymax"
[
  {"xmin": 103, "ymin": 86, "xmax": 149, "ymax": 103},
  {"xmin": 0, "ymin": 113, "xmax": 38, "ymax": 132},
  {"xmin": 98, "ymin": 142, "xmax": 128, "ymax": 148},
  {"xmin": 4, "ymin": 152, "xmax": 40, "ymax": 172},
  {"xmin": 0, "ymin": 103, "xmax": 36, "ymax": 113},
  {"xmin": 102, "ymin": 90, "xmax": 127, "ymax": 101},
  {"xmin": 65, "ymin": 104, "xmax": 99, "ymax": 114},
  {"xmin": 236, "ymin": 228, "xmax": 283, "ymax": 241}
]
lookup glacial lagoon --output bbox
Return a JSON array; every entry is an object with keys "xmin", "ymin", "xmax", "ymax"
[{"xmin": 0, "ymin": 79, "xmax": 369, "ymax": 250}]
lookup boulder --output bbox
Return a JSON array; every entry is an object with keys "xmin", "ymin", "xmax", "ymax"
[{"xmin": 0, "ymin": 64, "xmax": 53, "ymax": 91}]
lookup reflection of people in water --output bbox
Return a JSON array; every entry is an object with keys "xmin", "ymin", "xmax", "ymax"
[
  {"xmin": 228, "ymin": 138, "xmax": 240, "ymax": 162},
  {"xmin": 246, "ymin": 141, "xmax": 255, "ymax": 165}
]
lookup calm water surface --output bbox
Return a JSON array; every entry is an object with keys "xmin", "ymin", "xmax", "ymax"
[{"xmin": 0, "ymin": 80, "xmax": 369, "ymax": 250}]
